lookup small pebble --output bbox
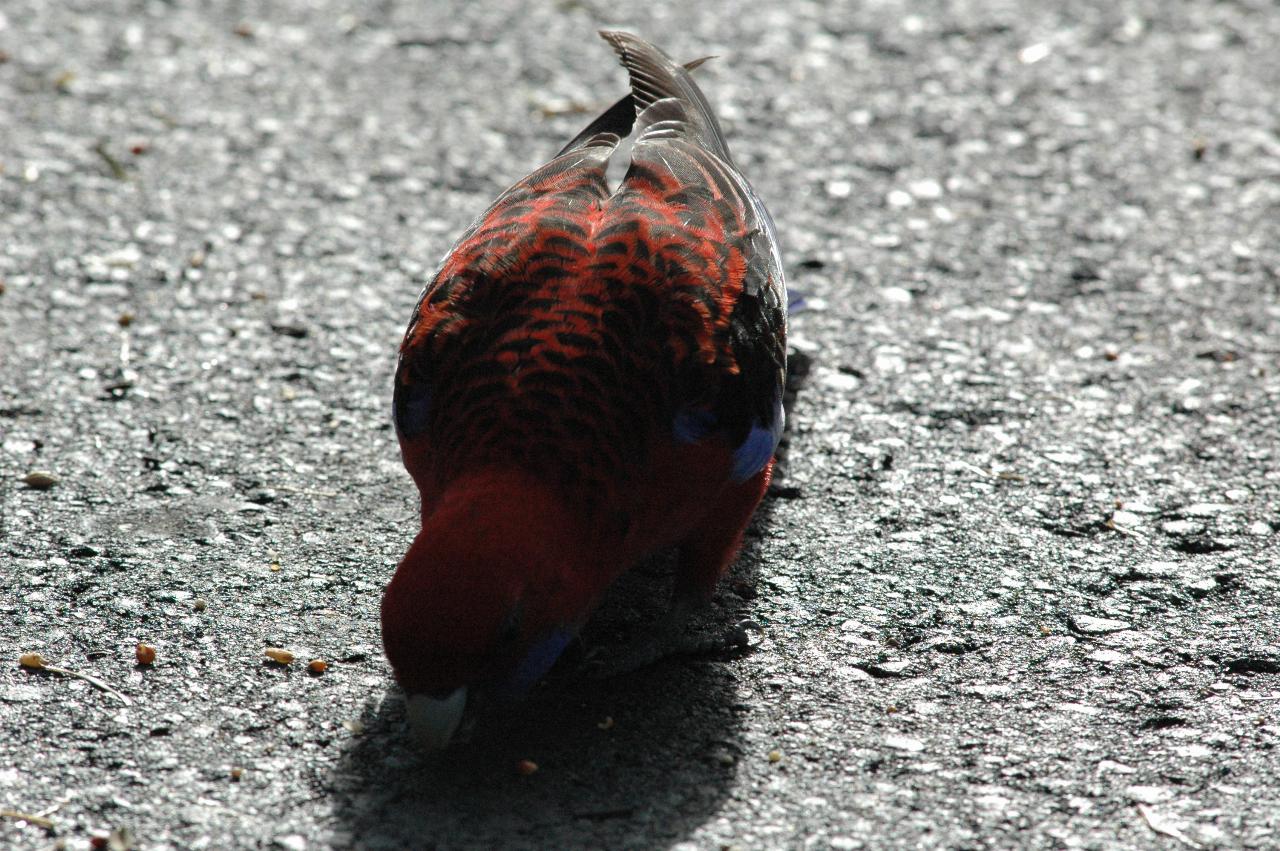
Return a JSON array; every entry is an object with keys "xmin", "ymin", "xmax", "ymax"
[
  {"xmin": 886, "ymin": 189, "xmax": 913, "ymax": 208},
  {"xmin": 884, "ymin": 735, "xmax": 925, "ymax": 752},
  {"xmin": 193, "ymin": 597, "xmax": 207, "ymax": 612},
  {"xmin": 1071, "ymin": 615, "xmax": 1132, "ymax": 635},
  {"xmin": 825, "ymin": 179, "xmax": 853, "ymax": 198}
]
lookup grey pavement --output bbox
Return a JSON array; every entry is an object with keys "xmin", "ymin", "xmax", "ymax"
[{"xmin": 2, "ymin": 1, "xmax": 1279, "ymax": 848}]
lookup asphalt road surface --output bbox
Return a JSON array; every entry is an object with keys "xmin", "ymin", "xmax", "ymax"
[{"xmin": 3, "ymin": 1, "xmax": 1279, "ymax": 848}]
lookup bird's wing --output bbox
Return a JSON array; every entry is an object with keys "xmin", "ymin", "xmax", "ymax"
[{"xmin": 601, "ymin": 31, "xmax": 787, "ymax": 482}]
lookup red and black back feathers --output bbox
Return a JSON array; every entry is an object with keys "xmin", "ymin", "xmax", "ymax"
[{"xmin": 393, "ymin": 31, "xmax": 786, "ymax": 515}]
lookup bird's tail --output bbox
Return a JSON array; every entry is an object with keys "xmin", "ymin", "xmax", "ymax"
[
  {"xmin": 556, "ymin": 50, "xmax": 715, "ymax": 158},
  {"xmin": 598, "ymin": 30, "xmax": 733, "ymax": 163}
]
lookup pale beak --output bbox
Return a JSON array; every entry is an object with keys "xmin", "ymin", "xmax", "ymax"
[{"xmin": 405, "ymin": 687, "xmax": 467, "ymax": 750}]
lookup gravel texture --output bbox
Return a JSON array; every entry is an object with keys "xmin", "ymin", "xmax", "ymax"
[{"xmin": 3, "ymin": 1, "xmax": 1279, "ymax": 848}]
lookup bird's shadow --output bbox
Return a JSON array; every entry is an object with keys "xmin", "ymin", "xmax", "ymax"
[{"xmin": 329, "ymin": 607, "xmax": 748, "ymax": 848}]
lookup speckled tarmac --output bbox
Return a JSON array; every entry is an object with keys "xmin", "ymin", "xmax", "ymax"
[{"xmin": 3, "ymin": 1, "xmax": 1279, "ymax": 848}]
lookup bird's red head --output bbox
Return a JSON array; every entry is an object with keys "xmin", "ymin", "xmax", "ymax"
[{"xmin": 380, "ymin": 469, "xmax": 598, "ymax": 709}]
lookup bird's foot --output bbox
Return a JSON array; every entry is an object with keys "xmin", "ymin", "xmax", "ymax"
[{"xmin": 580, "ymin": 617, "xmax": 763, "ymax": 681}]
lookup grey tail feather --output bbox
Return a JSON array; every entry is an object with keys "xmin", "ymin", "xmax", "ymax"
[
  {"xmin": 555, "ymin": 95, "xmax": 636, "ymax": 157},
  {"xmin": 597, "ymin": 30, "xmax": 733, "ymax": 162},
  {"xmin": 556, "ymin": 55, "xmax": 716, "ymax": 158}
]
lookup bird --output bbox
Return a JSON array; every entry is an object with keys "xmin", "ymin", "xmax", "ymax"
[{"xmin": 381, "ymin": 30, "xmax": 786, "ymax": 749}]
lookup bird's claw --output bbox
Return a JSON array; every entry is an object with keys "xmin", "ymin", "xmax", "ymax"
[
  {"xmin": 577, "ymin": 618, "xmax": 764, "ymax": 681},
  {"xmin": 725, "ymin": 618, "xmax": 764, "ymax": 650}
]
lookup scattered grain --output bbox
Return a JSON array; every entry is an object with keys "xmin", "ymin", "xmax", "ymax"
[{"xmin": 22, "ymin": 471, "xmax": 58, "ymax": 490}]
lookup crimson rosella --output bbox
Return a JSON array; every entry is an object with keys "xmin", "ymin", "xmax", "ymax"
[{"xmin": 381, "ymin": 31, "xmax": 787, "ymax": 749}]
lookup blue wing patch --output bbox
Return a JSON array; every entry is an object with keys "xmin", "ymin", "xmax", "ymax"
[
  {"xmin": 731, "ymin": 388, "xmax": 784, "ymax": 482},
  {"xmin": 499, "ymin": 628, "xmax": 575, "ymax": 698},
  {"xmin": 394, "ymin": 382, "xmax": 431, "ymax": 439},
  {"xmin": 787, "ymin": 288, "xmax": 807, "ymax": 314},
  {"xmin": 731, "ymin": 421, "xmax": 779, "ymax": 482},
  {"xmin": 673, "ymin": 390, "xmax": 784, "ymax": 483},
  {"xmin": 673, "ymin": 407, "xmax": 717, "ymax": 444}
]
